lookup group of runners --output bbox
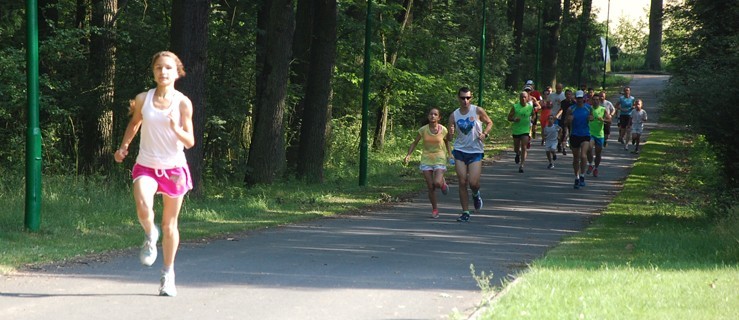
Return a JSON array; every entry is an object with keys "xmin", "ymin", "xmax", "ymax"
[
  {"xmin": 405, "ymin": 81, "xmax": 647, "ymax": 221},
  {"xmin": 117, "ymin": 50, "xmax": 647, "ymax": 296}
]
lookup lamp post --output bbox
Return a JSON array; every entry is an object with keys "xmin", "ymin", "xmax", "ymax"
[
  {"xmin": 359, "ymin": 0, "xmax": 372, "ymax": 186},
  {"xmin": 478, "ymin": 0, "xmax": 487, "ymax": 106},
  {"xmin": 25, "ymin": 0, "xmax": 42, "ymax": 232}
]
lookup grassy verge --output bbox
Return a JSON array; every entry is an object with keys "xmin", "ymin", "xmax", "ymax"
[
  {"xmin": 0, "ymin": 154, "xmax": 420, "ymax": 274},
  {"xmin": 480, "ymin": 129, "xmax": 739, "ymax": 319}
]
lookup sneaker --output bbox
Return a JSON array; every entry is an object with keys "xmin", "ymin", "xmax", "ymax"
[
  {"xmin": 632, "ymin": 149, "xmax": 640, "ymax": 154},
  {"xmin": 553, "ymin": 154, "xmax": 557, "ymax": 161},
  {"xmin": 441, "ymin": 182, "xmax": 448, "ymax": 195},
  {"xmin": 547, "ymin": 163, "xmax": 554, "ymax": 169},
  {"xmin": 586, "ymin": 165, "xmax": 594, "ymax": 175},
  {"xmin": 579, "ymin": 176, "xmax": 586, "ymax": 187},
  {"xmin": 518, "ymin": 166, "xmax": 524, "ymax": 173},
  {"xmin": 593, "ymin": 167, "xmax": 599, "ymax": 177},
  {"xmin": 563, "ymin": 148, "xmax": 567, "ymax": 156},
  {"xmin": 473, "ymin": 192, "xmax": 483, "ymax": 210},
  {"xmin": 431, "ymin": 209, "xmax": 439, "ymax": 219},
  {"xmin": 456, "ymin": 212, "xmax": 470, "ymax": 222},
  {"xmin": 604, "ymin": 140, "xmax": 608, "ymax": 147},
  {"xmin": 139, "ymin": 227, "xmax": 159, "ymax": 267},
  {"xmin": 624, "ymin": 144, "xmax": 629, "ymax": 151},
  {"xmin": 159, "ymin": 271, "xmax": 177, "ymax": 297},
  {"xmin": 573, "ymin": 178, "xmax": 580, "ymax": 189},
  {"xmin": 514, "ymin": 154, "xmax": 520, "ymax": 164}
]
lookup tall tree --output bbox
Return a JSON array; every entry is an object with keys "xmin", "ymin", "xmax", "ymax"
[
  {"xmin": 540, "ymin": 0, "xmax": 562, "ymax": 87},
  {"xmin": 372, "ymin": 0, "xmax": 414, "ymax": 150},
  {"xmin": 286, "ymin": 0, "xmax": 315, "ymax": 169},
  {"xmin": 81, "ymin": 0, "xmax": 116, "ymax": 173},
  {"xmin": 644, "ymin": 0, "xmax": 663, "ymax": 70},
  {"xmin": 171, "ymin": 0, "xmax": 209, "ymax": 195},
  {"xmin": 245, "ymin": 0, "xmax": 295, "ymax": 185},
  {"xmin": 572, "ymin": 0, "xmax": 592, "ymax": 85},
  {"xmin": 296, "ymin": 0, "xmax": 337, "ymax": 181},
  {"xmin": 505, "ymin": 0, "xmax": 525, "ymax": 90}
]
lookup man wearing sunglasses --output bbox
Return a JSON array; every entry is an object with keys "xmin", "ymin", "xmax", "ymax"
[{"xmin": 447, "ymin": 87, "xmax": 494, "ymax": 222}]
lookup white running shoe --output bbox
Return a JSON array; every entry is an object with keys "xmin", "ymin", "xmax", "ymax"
[
  {"xmin": 159, "ymin": 271, "xmax": 177, "ymax": 297},
  {"xmin": 139, "ymin": 227, "xmax": 159, "ymax": 267}
]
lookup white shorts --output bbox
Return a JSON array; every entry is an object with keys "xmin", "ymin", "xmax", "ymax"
[
  {"xmin": 631, "ymin": 124, "xmax": 644, "ymax": 134},
  {"xmin": 545, "ymin": 140, "xmax": 558, "ymax": 152},
  {"xmin": 419, "ymin": 164, "xmax": 447, "ymax": 171}
]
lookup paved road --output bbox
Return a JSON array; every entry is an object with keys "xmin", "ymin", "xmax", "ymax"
[{"xmin": 0, "ymin": 75, "xmax": 668, "ymax": 320}]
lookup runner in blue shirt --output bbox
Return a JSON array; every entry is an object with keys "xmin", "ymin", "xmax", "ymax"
[
  {"xmin": 615, "ymin": 86, "xmax": 636, "ymax": 149},
  {"xmin": 567, "ymin": 90, "xmax": 594, "ymax": 189}
]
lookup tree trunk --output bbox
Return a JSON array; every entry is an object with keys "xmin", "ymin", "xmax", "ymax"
[
  {"xmin": 572, "ymin": 0, "xmax": 592, "ymax": 85},
  {"xmin": 171, "ymin": 0, "xmax": 209, "ymax": 196},
  {"xmin": 372, "ymin": 0, "xmax": 413, "ymax": 150},
  {"xmin": 505, "ymin": 0, "xmax": 525, "ymax": 90},
  {"xmin": 296, "ymin": 0, "xmax": 337, "ymax": 182},
  {"xmin": 245, "ymin": 0, "xmax": 295, "ymax": 185},
  {"xmin": 81, "ymin": 0, "xmax": 116, "ymax": 173},
  {"xmin": 286, "ymin": 0, "xmax": 315, "ymax": 170},
  {"xmin": 541, "ymin": 0, "xmax": 562, "ymax": 88},
  {"xmin": 644, "ymin": 0, "xmax": 663, "ymax": 70}
]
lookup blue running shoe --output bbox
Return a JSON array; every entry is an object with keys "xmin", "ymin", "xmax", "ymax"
[
  {"xmin": 579, "ymin": 176, "xmax": 586, "ymax": 187},
  {"xmin": 473, "ymin": 191, "xmax": 483, "ymax": 210},
  {"xmin": 574, "ymin": 178, "xmax": 580, "ymax": 189},
  {"xmin": 457, "ymin": 212, "xmax": 471, "ymax": 222}
]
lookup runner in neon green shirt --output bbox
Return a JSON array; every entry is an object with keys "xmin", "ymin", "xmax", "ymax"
[{"xmin": 586, "ymin": 95, "xmax": 610, "ymax": 177}]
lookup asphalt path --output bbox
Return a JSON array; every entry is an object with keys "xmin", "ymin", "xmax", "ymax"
[{"xmin": 0, "ymin": 75, "xmax": 668, "ymax": 320}]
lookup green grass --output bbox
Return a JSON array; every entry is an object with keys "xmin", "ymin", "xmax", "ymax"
[
  {"xmin": 480, "ymin": 130, "xmax": 739, "ymax": 319},
  {"xmin": 0, "ymin": 115, "xmax": 514, "ymax": 275}
]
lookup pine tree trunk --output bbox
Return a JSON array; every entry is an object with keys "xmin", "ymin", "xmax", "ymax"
[
  {"xmin": 572, "ymin": 0, "xmax": 592, "ymax": 85},
  {"xmin": 541, "ymin": 0, "xmax": 562, "ymax": 88},
  {"xmin": 505, "ymin": 0, "xmax": 525, "ymax": 90},
  {"xmin": 245, "ymin": 0, "xmax": 295, "ymax": 185},
  {"xmin": 644, "ymin": 0, "xmax": 663, "ymax": 70},
  {"xmin": 171, "ymin": 0, "xmax": 209, "ymax": 196},
  {"xmin": 296, "ymin": 0, "xmax": 337, "ymax": 182},
  {"xmin": 82, "ymin": 0, "xmax": 116, "ymax": 173},
  {"xmin": 286, "ymin": 0, "xmax": 315, "ymax": 169}
]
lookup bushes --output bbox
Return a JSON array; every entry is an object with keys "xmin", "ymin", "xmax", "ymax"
[{"xmin": 662, "ymin": 0, "xmax": 739, "ymax": 187}]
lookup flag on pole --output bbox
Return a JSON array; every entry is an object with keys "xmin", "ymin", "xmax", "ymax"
[{"xmin": 600, "ymin": 36, "xmax": 611, "ymax": 72}]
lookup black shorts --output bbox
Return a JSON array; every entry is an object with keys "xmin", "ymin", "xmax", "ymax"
[
  {"xmin": 569, "ymin": 135, "xmax": 591, "ymax": 149},
  {"xmin": 604, "ymin": 121, "xmax": 611, "ymax": 135},
  {"xmin": 618, "ymin": 115, "xmax": 631, "ymax": 128},
  {"xmin": 512, "ymin": 133, "xmax": 530, "ymax": 139}
]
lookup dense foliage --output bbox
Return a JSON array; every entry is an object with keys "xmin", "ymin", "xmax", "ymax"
[
  {"xmin": 0, "ymin": 0, "xmax": 613, "ymax": 186},
  {"xmin": 662, "ymin": 0, "xmax": 739, "ymax": 188}
]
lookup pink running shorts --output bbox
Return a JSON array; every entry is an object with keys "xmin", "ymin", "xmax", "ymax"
[{"xmin": 132, "ymin": 163, "xmax": 193, "ymax": 198}]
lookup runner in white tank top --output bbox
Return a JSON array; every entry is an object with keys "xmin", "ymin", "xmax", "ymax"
[
  {"xmin": 447, "ymin": 87, "xmax": 493, "ymax": 222},
  {"xmin": 114, "ymin": 51, "xmax": 195, "ymax": 297}
]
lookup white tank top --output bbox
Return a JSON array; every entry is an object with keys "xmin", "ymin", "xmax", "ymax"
[
  {"xmin": 452, "ymin": 105, "xmax": 484, "ymax": 153},
  {"xmin": 135, "ymin": 89, "xmax": 187, "ymax": 169}
]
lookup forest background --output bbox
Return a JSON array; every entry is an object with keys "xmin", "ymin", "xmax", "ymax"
[{"xmin": 0, "ymin": 0, "xmax": 736, "ymax": 270}]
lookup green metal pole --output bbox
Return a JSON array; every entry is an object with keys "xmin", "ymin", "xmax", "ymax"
[
  {"xmin": 602, "ymin": 0, "xmax": 610, "ymax": 90},
  {"xmin": 359, "ymin": 0, "xmax": 372, "ymax": 186},
  {"xmin": 25, "ymin": 0, "xmax": 42, "ymax": 232},
  {"xmin": 478, "ymin": 0, "xmax": 487, "ymax": 107}
]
